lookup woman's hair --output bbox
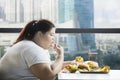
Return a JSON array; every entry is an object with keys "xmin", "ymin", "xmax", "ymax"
[{"xmin": 13, "ymin": 19, "xmax": 55, "ymax": 44}]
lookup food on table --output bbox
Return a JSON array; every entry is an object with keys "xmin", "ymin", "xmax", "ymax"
[
  {"xmin": 78, "ymin": 63, "xmax": 90, "ymax": 71},
  {"xmin": 101, "ymin": 66, "xmax": 110, "ymax": 72},
  {"xmin": 84, "ymin": 61, "xmax": 99, "ymax": 68},
  {"xmin": 75, "ymin": 56, "xmax": 84, "ymax": 62},
  {"xmin": 61, "ymin": 64, "xmax": 78, "ymax": 73},
  {"xmin": 94, "ymin": 66, "xmax": 110, "ymax": 72},
  {"xmin": 70, "ymin": 65, "xmax": 77, "ymax": 70},
  {"xmin": 61, "ymin": 56, "xmax": 110, "ymax": 73}
]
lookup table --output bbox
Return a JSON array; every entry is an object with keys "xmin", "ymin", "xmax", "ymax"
[{"xmin": 58, "ymin": 70, "xmax": 120, "ymax": 80}]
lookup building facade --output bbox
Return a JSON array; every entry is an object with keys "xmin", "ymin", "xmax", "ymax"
[{"xmin": 74, "ymin": 0, "xmax": 96, "ymax": 50}]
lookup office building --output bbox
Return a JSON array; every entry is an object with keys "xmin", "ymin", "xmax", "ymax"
[{"xmin": 74, "ymin": 0, "xmax": 96, "ymax": 50}]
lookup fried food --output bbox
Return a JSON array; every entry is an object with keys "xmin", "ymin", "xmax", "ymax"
[
  {"xmin": 75, "ymin": 56, "xmax": 84, "ymax": 62},
  {"xmin": 64, "ymin": 64, "xmax": 78, "ymax": 73},
  {"xmin": 95, "ymin": 66, "xmax": 110, "ymax": 72},
  {"xmin": 84, "ymin": 61, "xmax": 99, "ymax": 68},
  {"xmin": 78, "ymin": 63, "xmax": 90, "ymax": 71}
]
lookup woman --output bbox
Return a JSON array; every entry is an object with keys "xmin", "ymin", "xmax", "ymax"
[{"xmin": 0, "ymin": 19, "xmax": 72, "ymax": 80}]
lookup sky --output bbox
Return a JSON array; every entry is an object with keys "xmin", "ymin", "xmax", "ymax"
[{"xmin": 94, "ymin": 0, "xmax": 120, "ymax": 28}]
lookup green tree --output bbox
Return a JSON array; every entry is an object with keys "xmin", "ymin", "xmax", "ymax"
[
  {"xmin": 103, "ymin": 53, "xmax": 120, "ymax": 69},
  {"xmin": 0, "ymin": 46, "xmax": 5, "ymax": 57}
]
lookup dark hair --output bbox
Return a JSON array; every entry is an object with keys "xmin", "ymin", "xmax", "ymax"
[{"xmin": 13, "ymin": 19, "xmax": 55, "ymax": 44}]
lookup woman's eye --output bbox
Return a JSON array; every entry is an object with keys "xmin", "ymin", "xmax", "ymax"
[{"xmin": 50, "ymin": 34, "xmax": 55, "ymax": 36}]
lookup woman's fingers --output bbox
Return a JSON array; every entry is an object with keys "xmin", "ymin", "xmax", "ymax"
[{"xmin": 53, "ymin": 44, "xmax": 64, "ymax": 55}]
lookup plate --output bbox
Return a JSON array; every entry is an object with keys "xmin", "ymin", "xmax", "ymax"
[
  {"xmin": 79, "ymin": 65, "xmax": 110, "ymax": 74},
  {"xmin": 79, "ymin": 71, "xmax": 109, "ymax": 74}
]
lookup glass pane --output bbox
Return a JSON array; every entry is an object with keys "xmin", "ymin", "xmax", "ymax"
[
  {"xmin": 94, "ymin": 0, "xmax": 120, "ymax": 28},
  {"xmin": 55, "ymin": 33, "xmax": 120, "ymax": 69},
  {"xmin": 0, "ymin": 33, "xmax": 18, "ymax": 57},
  {"xmin": 0, "ymin": 0, "xmax": 120, "ymax": 28},
  {"xmin": 0, "ymin": 33, "xmax": 120, "ymax": 69}
]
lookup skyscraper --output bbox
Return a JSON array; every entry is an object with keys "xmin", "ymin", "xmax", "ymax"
[
  {"xmin": 58, "ymin": 0, "xmax": 96, "ymax": 53},
  {"xmin": 74, "ymin": 0, "xmax": 96, "ymax": 50},
  {"xmin": 58, "ymin": 0, "xmax": 74, "ymax": 23},
  {"xmin": 4, "ymin": 0, "xmax": 23, "ymax": 22}
]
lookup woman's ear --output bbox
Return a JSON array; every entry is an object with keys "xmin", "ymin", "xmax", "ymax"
[{"xmin": 38, "ymin": 31, "xmax": 43, "ymax": 37}]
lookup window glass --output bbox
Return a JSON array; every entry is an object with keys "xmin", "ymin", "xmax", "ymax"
[
  {"xmin": 56, "ymin": 33, "xmax": 120, "ymax": 69},
  {"xmin": 0, "ymin": 33, "xmax": 120, "ymax": 69},
  {"xmin": 94, "ymin": 0, "xmax": 120, "ymax": 28},
  {"xmin": 0, "ymin": 0, "xmax": 120, "ymax": 70},
  {"xmin": 0, "ymin": 0, "xmax": 120, "ymax": 28},
  {"xmin": 0, "ymin": 33, "xmax": 18, "ymax": 57}
]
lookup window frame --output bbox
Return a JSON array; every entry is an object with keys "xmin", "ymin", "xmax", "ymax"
[{"xmin": 0, "ymin": 28, "xmax": 120, "ymax": 33}]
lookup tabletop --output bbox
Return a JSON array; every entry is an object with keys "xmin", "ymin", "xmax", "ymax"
[{"xmin": 58, "ymin": 70, "xmax": 120, "ymax": 80}]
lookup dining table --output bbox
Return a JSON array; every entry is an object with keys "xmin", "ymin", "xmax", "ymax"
[{"xmin": 57, "ymin": 70, "xmax": 120, "ymax": 80}]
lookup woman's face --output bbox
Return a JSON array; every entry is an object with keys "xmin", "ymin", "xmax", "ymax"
[{"xmin": 38, "ymin": 28, "xmax": 55, "ymax": 49}]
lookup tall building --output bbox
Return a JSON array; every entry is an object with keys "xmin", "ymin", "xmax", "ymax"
[
  {"xmin": 58, "ymin": 0, "xmax": 74, "ymax": 23},
  {"xmin": 58, "ymin": 0, "xmax": 81, "ymax": 53},
  {"xmin": 58, "ymin": 0, "xmax": 96, "ymax": 53},
  {"xmin": 0, "ymin": 6, "xmax": 5, "ymax": 20},
  {"xmin": 74, "ymin": 0, "xmax": 96, "ymax": 50},
  {"xmin": 5, "ymin": 0, "xmax": 16, "ymax": 22},
  {"xmin": 40, "ymin": 0, "xmax": 58, "ymax": 22},
  {"xmin": 5, "ymin": 0, "xmax": 23, "ymax": 23},
  {"xmin": 23, "ymin": 0, "xmax": 34, "ymax": 22},
  {"xmin": 3, "ymin": 0, "xmax": 58, "ymax": 23}
]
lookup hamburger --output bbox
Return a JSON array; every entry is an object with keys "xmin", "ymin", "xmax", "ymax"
[
  {"xmin": 84, "ymin": 61, "xmax": 99, "ymax": 68},
  {"xmin": 78, "ymin": 63, "xmax": 90, "ymax": 71}
]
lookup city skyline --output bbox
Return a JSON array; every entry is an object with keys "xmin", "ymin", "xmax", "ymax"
[
  {"xmin": 0, "ymin": 0, "xmax": 120, "ymax": 70},
  {"xmin": 0, "ymin": 0, "xmax": 120, "ymax": 28},
  {"xmin": 0, "ymin": 0, "xmax": 120, "ymax": 53}
]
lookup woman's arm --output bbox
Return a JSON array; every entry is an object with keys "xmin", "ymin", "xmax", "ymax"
[
  {"xmin": 30, "ymin": 55, "xmax": 63, "ymax": 80},
  {"xmin": 30, "ymin": 44, "xmax": 64, "ymax": 80},
  {"xmin": 51, "ymin": 44, "xmax": 64, "ymax": 74},
  {"xmin": 30, "ymin": 59, "xmax": 64, "ymax": 80}
]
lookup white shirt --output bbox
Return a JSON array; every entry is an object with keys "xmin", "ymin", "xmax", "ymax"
[{"xmin": 0, "ymin": 40, "xmax": 51, "ymax": 80}]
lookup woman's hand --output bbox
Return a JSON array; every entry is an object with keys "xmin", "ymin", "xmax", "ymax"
[{"xmin": 53, "ymin": 44, "xmax": 64, "ymax": 56}]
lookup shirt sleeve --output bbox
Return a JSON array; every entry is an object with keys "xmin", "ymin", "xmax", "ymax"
[{"xmin": 22, "ymin": 46, "xmax": 51, "ymax": 68}]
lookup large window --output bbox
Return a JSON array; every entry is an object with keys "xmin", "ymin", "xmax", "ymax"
[
  {"xmin": 0, "ymin": 0, "xmax": 120, "ymax": 69},
  {"xmin": 0, "ymin": 0, "xmax": 120, "ymax": 28}
]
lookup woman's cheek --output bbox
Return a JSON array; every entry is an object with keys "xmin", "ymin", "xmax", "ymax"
[{"xmin": 50, "ymin": 43, "xmax": 54, "ymax": 47}]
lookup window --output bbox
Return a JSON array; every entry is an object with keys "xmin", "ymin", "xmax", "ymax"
[
  {"xmin": 0, "ymin": 0, "xmax": 120, "ymax": 28},
  {"xmin": 0, "ymin": 0, "xmax": 120, "ymax": 69}
]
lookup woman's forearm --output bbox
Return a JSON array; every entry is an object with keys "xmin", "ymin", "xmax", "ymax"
[{"xmin": 51, "ymin": 54, "xmax": 64, "ymax": 75}]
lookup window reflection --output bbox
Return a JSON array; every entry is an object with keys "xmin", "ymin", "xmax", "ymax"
[
  {"xmin": 56, "ymin": 33, "xmax": 120, "ymax": 69},
  {"xmin": 0, "ymin": 0, "xmax": 120, "ymax": 28},
  {"xmin": 0, "ymin": 0, "xmax": 120, "ymax": 70},
  {"xmin": 0, "ymin": 33, "xmax": 120, "ymax": 69}
]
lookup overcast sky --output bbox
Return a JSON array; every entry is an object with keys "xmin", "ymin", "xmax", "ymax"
[{"xmin": 94, "ymin": 0, "xmax": 120, "ymax": 28}]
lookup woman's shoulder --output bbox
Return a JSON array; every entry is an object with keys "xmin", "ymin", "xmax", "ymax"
[
  {"xmin": 19, "ymin": 40, "xmax": 44, "ymax": 50},
  {"xmin": 18, "ymin": 40, "xmax": 36, "ymax": 46},
  {"xmin": 13, "ymin": 40, "xmax": 37, "ymax": 50}
]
